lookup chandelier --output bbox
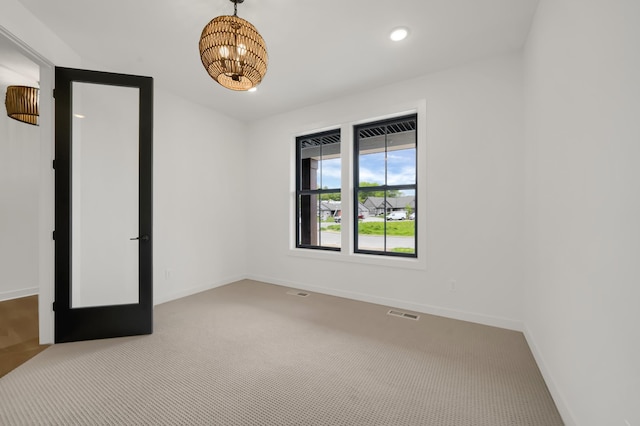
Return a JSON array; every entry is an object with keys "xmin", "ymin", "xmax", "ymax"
[
  {"xmin": 5, "ymin": 85, "xmax": 39, "ymax": 126},
  {"xmin": 199, "ymin": 0, "xmax": 268, "ymax": 91}
]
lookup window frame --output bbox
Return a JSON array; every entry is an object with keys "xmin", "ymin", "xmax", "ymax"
[
  {"xmin": 295, "ymin": 128, "xmax": 342, "ymax": 251},
  {"xmin": 353, "ymin": 114, "xmax": 418, "ymax": 258}
]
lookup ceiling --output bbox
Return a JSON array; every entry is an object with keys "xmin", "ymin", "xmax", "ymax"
[
  {"xmin": 9, "ymin": 0, "xmax": 539, "ymax": 122},
  {"xmin": 0, "ymin": 35, "xmax": 39, "ymax": 87}
]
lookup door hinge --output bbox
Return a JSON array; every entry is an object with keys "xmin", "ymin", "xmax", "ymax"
[
  {"xmin": 53, "ymin": 88, "xmax": 56, "ymax": 99},
  {"xmin": 52, "ymin": 159, "xmax": 56, "ymax": 170},
  {"xmin": 52, "ymin": 230, "xmax": 56, "ymax": 240},
  {"xmin": 52, "ymin": 301, "xmax": 57, "ymax": 311}
]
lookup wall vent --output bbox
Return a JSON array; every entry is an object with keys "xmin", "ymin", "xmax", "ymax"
[
  {"xmin": 387, "ymin": 309, "xmax": 420, "ymax": 320},
  {"xmin": 286, "ymin": 290, "xmax": 310, "ymax": 298}
]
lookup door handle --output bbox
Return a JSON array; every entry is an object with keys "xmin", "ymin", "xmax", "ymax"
[{"xmin": 130, "ymin": 235, "xmax": 150, "ymax": 241}]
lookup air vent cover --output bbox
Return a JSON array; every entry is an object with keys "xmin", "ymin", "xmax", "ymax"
[
  {"xmin": 286, "ymin": 290, "xmax": 310, "ymax": 298},
  {"xmin": 387, "ymin": 309, "xmax": 419, "ymax": 320}
]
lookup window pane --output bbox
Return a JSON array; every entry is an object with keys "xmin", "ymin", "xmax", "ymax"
[
  {"xmin": 298, "ymin": 194, "xmax": 317, "ymax": 246},
  {"xmin": 300, "ymin": 132, "xmax": 341, "ymax": 191},
  {"xmin": 320, "ymin": 198, "xmax": 342, "ymax": 222},
  {"xmin": 387, "ymin": 141, "xmax": 416, "ymax": 186},
  {"xmin": 358, "ymin": 135, "xmax": 385, "ymax": 185},
  {"xmin": 319, "ymin": 135, "xmax": 341, "ymax": 189},
  {"xmin": 385, "ymin": 190, "xmax": 415, "ymax": 255},
  {"xmin": 319, "ymin": 194, "xmax": 341, "ymax": 249},
  {"xmin": 356, "ymin": 190, "xmax": 386, "ymax": 252}
]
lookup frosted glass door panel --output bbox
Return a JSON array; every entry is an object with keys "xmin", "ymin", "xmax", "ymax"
[{"xmin": 71, "ymin": 82, "xmax": 140, "ymax": 308}]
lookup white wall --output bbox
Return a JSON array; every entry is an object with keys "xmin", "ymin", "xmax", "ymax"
[
  {"xmin": 0, "ymin": 92, "xmax": 40, "ymax": 301},
  {"xmin": 246, "ymin": 53, "xmax": 525, "ymax": 330},
  {"xmin": 153, "ymin": 88, "xmax": 248, "ymax": 304},
  {"xmin": 523, "ymin": 1, "xmax": 640, "ymax": 425}
]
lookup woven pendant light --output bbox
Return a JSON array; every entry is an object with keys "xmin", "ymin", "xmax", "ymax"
[
  {"xmin": 199, "ymin": 0, "xmax": 268, "ymax": 91},
  {"xmin": 5, "ymin": 85, "xmax": 39, "ymax": 126}
]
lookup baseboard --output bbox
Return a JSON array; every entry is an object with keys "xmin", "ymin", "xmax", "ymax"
[
  {"xmin": 154, "ymin": 274, "xmax": 245, "ymax": 306},
  {"xmin": 245, "ymin": 274, "xmax": 523, "ymax": 331},
  {"xmin": 523, "ymin": 325, "xmax": 577, "ymax": 426},
  {"xmin": 0, "ymin": 287, "xmax": 38, "ymax": 302}
]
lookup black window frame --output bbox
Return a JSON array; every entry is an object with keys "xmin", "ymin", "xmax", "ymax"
[
  {"xmin": 295, "ymin": 129, "xmax": 341, "ymax": 251},
  {"xmin": 354, "ymin": 114, "xmax": 418, "ymax": 258}
]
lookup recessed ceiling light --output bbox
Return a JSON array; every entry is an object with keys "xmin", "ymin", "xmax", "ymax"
[
  {"xmin": 248, "ymin": 87, "xmax": 257, "ymax": 93},
  {"xmin": 73, "ymin": 114, "xmax": 85, "ymax": 119},
  {"xmin": 390, "ymin": 27, "xmax": 409, "ymax": 42}
]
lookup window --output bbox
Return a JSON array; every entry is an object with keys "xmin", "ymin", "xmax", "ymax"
[
  {"xmin": 295, "ymin": 129, "xmax": 341, "ymax": 250},
  {"xmin": 293, "ymin": 112, "xmax": 420, "ymax": 261},
  {"xmin": 354, "ymin": 115, "xmax": 417, "ymax": 257}
]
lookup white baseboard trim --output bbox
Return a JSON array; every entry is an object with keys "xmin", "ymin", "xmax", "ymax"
[
  {"xmin": 154, "ymin": 274, "xmax": 245, "ymax": 306},
  {"xmin": 245, "ymin": 274, "xmax": 523, "ymax": 331},
  {"xmin": 0, "ymin": 287, "xmax": 38, "ymax": 302},
  {"xmin": 523, "ymin": 325, "xmax": 577, "ymax": 426}
]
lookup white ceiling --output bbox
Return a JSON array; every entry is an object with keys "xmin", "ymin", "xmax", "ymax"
[
  {"xmin": 11, "ymin": 0, "xmax": 539, "ymax": 122},
  {"xmin": 0, "ymin": 35, "xmax": 39, "ymax": 87}
]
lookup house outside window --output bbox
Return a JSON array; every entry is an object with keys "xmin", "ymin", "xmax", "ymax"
[
  {"xmin": 295, "ymin": 129, "xmax": 341, "ymax": 250},
  {"xmin": 354, "ymin": 114, "xmax": 417, "ymax": 257}
]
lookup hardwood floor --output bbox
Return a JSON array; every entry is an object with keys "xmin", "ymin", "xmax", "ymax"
[{"xmin": 0, "ymin": 295, "xmax": 49, "ymax": 378}]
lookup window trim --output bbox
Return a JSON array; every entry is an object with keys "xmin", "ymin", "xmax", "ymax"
[{"xmin": 290, "ymin": 100, "xmax": 427, "ymax": 271}]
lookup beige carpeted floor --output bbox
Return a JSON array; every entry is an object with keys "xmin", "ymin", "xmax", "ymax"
[{"xmin": 0, "ymin": 280, "xmax": 563, "ymax": 425}]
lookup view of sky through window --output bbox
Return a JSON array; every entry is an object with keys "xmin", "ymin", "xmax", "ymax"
[{"xmin": 320, "ymin": 149, "xmax": 416, "ymax": 190}]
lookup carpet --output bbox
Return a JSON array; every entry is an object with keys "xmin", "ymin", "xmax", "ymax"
[{"xmin": 0, "ymin": 280, "xmax": 563, "ymax": 425}]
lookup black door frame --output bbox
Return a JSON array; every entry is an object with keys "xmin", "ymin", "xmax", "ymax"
[{"xmin": 54, "ymin": 67, "xmax": 153, "ymax": 343}]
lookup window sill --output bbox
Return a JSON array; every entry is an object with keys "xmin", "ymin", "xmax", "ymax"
[{"xmin": 288, "ymin": 247, "xmax": 426, "ymax": 270}]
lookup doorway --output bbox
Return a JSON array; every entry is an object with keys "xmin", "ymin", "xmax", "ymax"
[
  {"xmin": 0, "ymin": 31, "xmax": 49, "ymax": 374},
  {"xmin": 0, "ymin": 26, "xmax": 56, "ymax": 348}
]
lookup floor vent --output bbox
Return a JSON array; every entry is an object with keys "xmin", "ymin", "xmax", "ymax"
[
  {"xmin": 286, "ymin": 290, "xmax": 310, "ymax": 298},
  {"xmin": 387, "ymin": 309, "xmax": 420, "ymax": 320}
]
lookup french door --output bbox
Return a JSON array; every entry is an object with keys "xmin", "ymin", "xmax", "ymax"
[{"xmin": 54, "ymin": 67, "xmax": 153, "ymax": 343}]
